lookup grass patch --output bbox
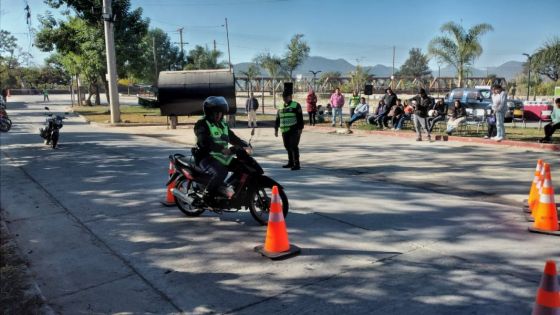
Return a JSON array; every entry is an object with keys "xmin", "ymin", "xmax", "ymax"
[
  {"xmin": 350, "ymin": 121, "xmax": 559, "ymax": 143},
  {"xmin": 0, "ymin": 219, "xmax": 44, "ymax": 314},
  {"xmin": 72, "ymin": 105, "xmax": 277, "ymax": 125}
]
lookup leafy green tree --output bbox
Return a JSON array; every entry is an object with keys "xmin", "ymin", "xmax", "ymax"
[
  {"xmin": 1, "ymin": 30, "xmax": 30, "ymax": 87},
  {"xmin": 348, "ymin": 65, "xmax": 372, "ymax": 94},
  {"xmin": 428, "ymin": 22, "xmax": 493, "ymax": 87},
  {"xmin": 319, "ymin": 71, "xmax": 342, "ymax": 88},
  {"xmin": 129, "ymin": 28, "xmax": 182, "ymax": 84},
  {"xmin": 283, "ymin": 34, "xmax": 310, "ymax": 80},
  {"xmin": 184, "ymin": 45, "xmax": 227, "ymax": 70},
  {"xmin": 531, "ymin": 37, "xmax": 560, "ymax": 81},
  {"xmin": 36, "ymin": 0, "xmax": 149, "ymax": 103},
  {"xmin": 255, "ymin": 52, "xmax": 284, "ymax": 108},
  {"xmin": 397, "ymin": 48, "xmax": 432, "ymax": 79}
]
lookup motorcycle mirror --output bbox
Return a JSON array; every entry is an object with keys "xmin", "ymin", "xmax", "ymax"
[{"xmin": 44, "ymin": 106, "xmax": 50, "ymax": 110}]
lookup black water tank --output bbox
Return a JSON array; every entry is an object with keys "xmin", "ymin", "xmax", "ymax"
[{"xmin": 157, "ymin": 69, "xmax": 237, "ymax": 116}]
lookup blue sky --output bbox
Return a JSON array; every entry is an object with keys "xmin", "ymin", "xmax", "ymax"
[{"xmin": 1, "ymin": 0, "xmax": 559, "ymax": 70}]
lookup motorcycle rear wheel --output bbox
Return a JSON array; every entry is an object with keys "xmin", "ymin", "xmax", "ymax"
[
  {"xmin": 51, "ymin": 132, "xmax": 59, "ymax": 149},
  {"xmin": 249, "ymin": 184, "xmax": 289, "ymax": 226},
  {"xmin": 175, "ymin": 177, "xmax": 205, "ymax": 217}
]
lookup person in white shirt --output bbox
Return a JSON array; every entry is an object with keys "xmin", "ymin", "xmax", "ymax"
[
  {"xmin": 345, "ymin": 97, "xmax": 369, "ymax": 128},
  {"xmin": 491, "ymin": 84, "xmax": 507, "ymax": 141}
]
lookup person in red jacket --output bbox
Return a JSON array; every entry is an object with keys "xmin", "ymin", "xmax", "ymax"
[{"xmin": 306, "ymin": 88, "xmax": 318, "ymax": 126}]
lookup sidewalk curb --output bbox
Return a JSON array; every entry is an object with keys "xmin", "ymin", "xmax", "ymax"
[{"xmin": 309, "ymin": 125, "xmax": 560, "ymax": 152}]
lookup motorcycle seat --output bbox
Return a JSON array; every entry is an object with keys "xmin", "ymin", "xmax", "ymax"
[{"xmin": 176, "ymin": 157, "xmax": 206, "ymax": 175}]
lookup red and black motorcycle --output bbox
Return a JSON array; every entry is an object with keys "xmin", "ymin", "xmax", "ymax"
[{"xmin": 167, "ymin": 132, "xmax": 289, "ymax": 225}]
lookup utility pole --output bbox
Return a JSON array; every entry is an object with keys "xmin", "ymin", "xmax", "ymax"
[
  {"xmin": 213, "ymin": 39, "xmax": 217, "ymax": 52},
  {"xmin": 177, "ymin": 27, "xmax": 184, "ymax": 56},
  {"xmin": 153, "ymin": 36, "xmax": 158, "ymax": 84},
  {"xmin": 523, "ymin": 53, "xmax": 531, "ymax": 101},
  {"xmin": 224, "ymin": 18, "xmax": 232, "ymax": 71},
  {"xmin": 102, "ymin": 0, "xmax": 120, "ymax": 123},
  {"xmin": 392, "ymin": 45, "xmax": 395, "ymax": 89}
]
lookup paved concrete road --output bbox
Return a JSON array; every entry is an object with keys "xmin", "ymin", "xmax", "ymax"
[{"xmin": 1, "ymin": 95, "xmax": 559, "ymax": 314}]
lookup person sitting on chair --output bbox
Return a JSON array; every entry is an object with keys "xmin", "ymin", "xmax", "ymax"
[
  {"xmin": 427, "ymin": 98, "xmax": 446, "ymax": 132},
  {"xmin": 346, "ymin": 97, "xmax": 369, "ymax": 128},
  {"xmin": 446, "ymin": 100, "xmax": 467, "ymax": 135},
  {"xmin": 538, "ymin": 97, "xmax": 560, "ymax": 143},
  {"xmin": 367, "ymin": 99, "xmax": 388, "ymax": 128}
]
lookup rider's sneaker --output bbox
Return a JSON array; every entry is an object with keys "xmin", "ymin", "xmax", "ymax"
[
  {"xmin": 282, "ymin": 163, "xmax": 294, "ymax": 168},
  {"xmin": 291, "ymin": 165, "xmax": 301, "ymax": 171}
]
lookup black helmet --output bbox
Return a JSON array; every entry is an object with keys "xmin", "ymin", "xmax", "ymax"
[{"xmin": 203, "ymin": 96, "xmax": 229, "ymax": 117}]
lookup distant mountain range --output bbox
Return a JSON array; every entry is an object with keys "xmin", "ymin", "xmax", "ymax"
[{"xmin": 234, "ymin": 56, "xmax": 524, "ymax": 80}]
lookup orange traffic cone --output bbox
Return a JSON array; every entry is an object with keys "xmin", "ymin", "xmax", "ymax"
[
  {"xmin": 161, "ymin": 160, "xmax": 176, "ymax": 207},
  {"xmin": 527, "ymin": 160, "xmax": 544, "ymax": 209},
  {"xmin": 531, "ymin": 260, "xmax": 560, "ymax": 315},
  {"xmin": 528, "ymin": 164, "xmax": 560, "ymax": 236},
  {"xmin": 254, "ymin": 186, "xmax": 300, "ymax": 260},
  {"xmin": 530, "ymin": 164, "xmax": 547, "ymax": 215}
]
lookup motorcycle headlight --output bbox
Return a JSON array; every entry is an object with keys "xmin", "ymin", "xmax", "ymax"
[{"xmin": 244, "ymin": 147, "xmax": 253, "ymax": 155}]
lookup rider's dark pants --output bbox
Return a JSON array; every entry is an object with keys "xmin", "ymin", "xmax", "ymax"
[
  {"xmin": 282, "ymin": 129, "xmax": 301, "ymax": 166},
  {"xmin": 200, "ymin": 157, "xmax": 228, "ymax": 193}
]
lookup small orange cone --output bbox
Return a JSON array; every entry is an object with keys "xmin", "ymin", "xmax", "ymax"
[
  {"xmin": 531, "ymin": 260, "xmax": 560, "ymax": 315},
  {"xmin": 161, "ymin": 160, "xmax": 176, "ymax": 207},
  {"xmin": 254, "ymin": 186, "xmax": 300, "ymax": 260},
  {"xmin": 528, "ymin": 160, "xmax": 544, "ymax": 210},
  {"xmin": 528, "ymin": 164, "xmax": 560, "ymax": 236}
]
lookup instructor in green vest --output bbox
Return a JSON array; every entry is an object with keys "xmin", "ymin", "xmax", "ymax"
[
  {"xmin": 274, "ymin": 88, "xmax": 304, "ymax": 171},
  {"xmin": 349, "ymin": 90, "xmax": 360, "ymax": 117},
  {"xmin": 194, "ymin": 96, "xmax": 247, "ymax": 201}
]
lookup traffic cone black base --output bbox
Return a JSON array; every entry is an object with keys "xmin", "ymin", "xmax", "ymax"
[
  {"xmin": 254, "ymin": 244, "xmax": 301, "ymax": 260},
  {"xmin": 528, "ymin": 227, "xmax": 560, "ymax": 236}
]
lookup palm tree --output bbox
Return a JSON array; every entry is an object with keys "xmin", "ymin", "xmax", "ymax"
[
  {"xmin": 255, "ymin": 52, "xmax": 284, "ymax": 108},
  {"xmin": 428, "ymin": 22, "xmax": 493, "ymax": 87},
  {"xmin": 239, "ymin": 63, "xmax": 260, "ymax": 97}
]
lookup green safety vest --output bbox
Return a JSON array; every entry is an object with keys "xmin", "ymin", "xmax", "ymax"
[
  {"xmin": 279, "ymin": 101, "xmax": 298, "ymax": 133},
  {"xmin": 205, "ymin": 120, "xmax": 233, "ymax": 166},
  {"xmin": 349, "ymin": 96, "xmax": 360, "ymax": 108}
]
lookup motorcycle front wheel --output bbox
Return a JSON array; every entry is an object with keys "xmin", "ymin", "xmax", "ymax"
[
  {"xmin": 0, "ymin": 119, "xmax": 10, "ymax": 132},
  {"xmin": 174, "ymin": 177, "xmax": 205, "ymax": 217},
  {"xmin": 249, "ymin": 184, "xmax": 289, "ymax": 226}
]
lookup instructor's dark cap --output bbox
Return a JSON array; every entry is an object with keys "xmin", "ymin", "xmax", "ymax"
[{"xmin": 418, "ymin": 88, "xmax": 427, "ymax": 95}]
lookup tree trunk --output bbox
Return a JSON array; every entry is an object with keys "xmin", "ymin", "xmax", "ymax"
[
  {"xmin": 75, "ymin": 75, "xmax": 82, "ymax": 106},
  {"xmin": 272, "ymin": 78, "xmax": 277, "ymax": 109},
  {"xmin": 457, "ymin": 63, "xmax": 464, "ymax": 88},
  {"xmin": 95, "ymin": 83, "xmax": 101, "ymax": 105}
]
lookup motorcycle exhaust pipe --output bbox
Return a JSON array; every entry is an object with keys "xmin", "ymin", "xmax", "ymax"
[{"xmin": 171, "ymin": 188, "xmax": 194, "ymax": 204}]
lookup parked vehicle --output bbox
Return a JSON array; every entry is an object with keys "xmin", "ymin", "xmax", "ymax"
[
  {"xmin": 39, "ymin": 107, "xmax": 67, "ymax": 148},
  {"xmin": 167, "ymin": 129, "xmax": 289, "ymax": 225},
  {"xmin": 444, "ymin": 87, "xmax": 493, "ymax": 111},
  {"xmin": 0, "ymin": 106, "xmax": 11, "ymax": 132},
  {"xmin": 505, "ymin": 99, "xmax": 524, "ymax": 122}
]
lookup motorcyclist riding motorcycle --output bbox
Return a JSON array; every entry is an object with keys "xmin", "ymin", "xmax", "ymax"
[{"xmin": 194, "ymin": 96, "xmax": 248, "ymax": 203}]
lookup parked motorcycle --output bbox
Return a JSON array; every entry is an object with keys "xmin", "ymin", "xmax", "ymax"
[
  {"xmin": 167, "ymin": 129, "xmax": 289, "ymax": 225},
  {"xmin": 39, "ymin": 107, "xmax": 67, "ymax": 149},
  {"xmin": 0, "ymin": 102, "xmax": 11, "ymax": 132}
]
